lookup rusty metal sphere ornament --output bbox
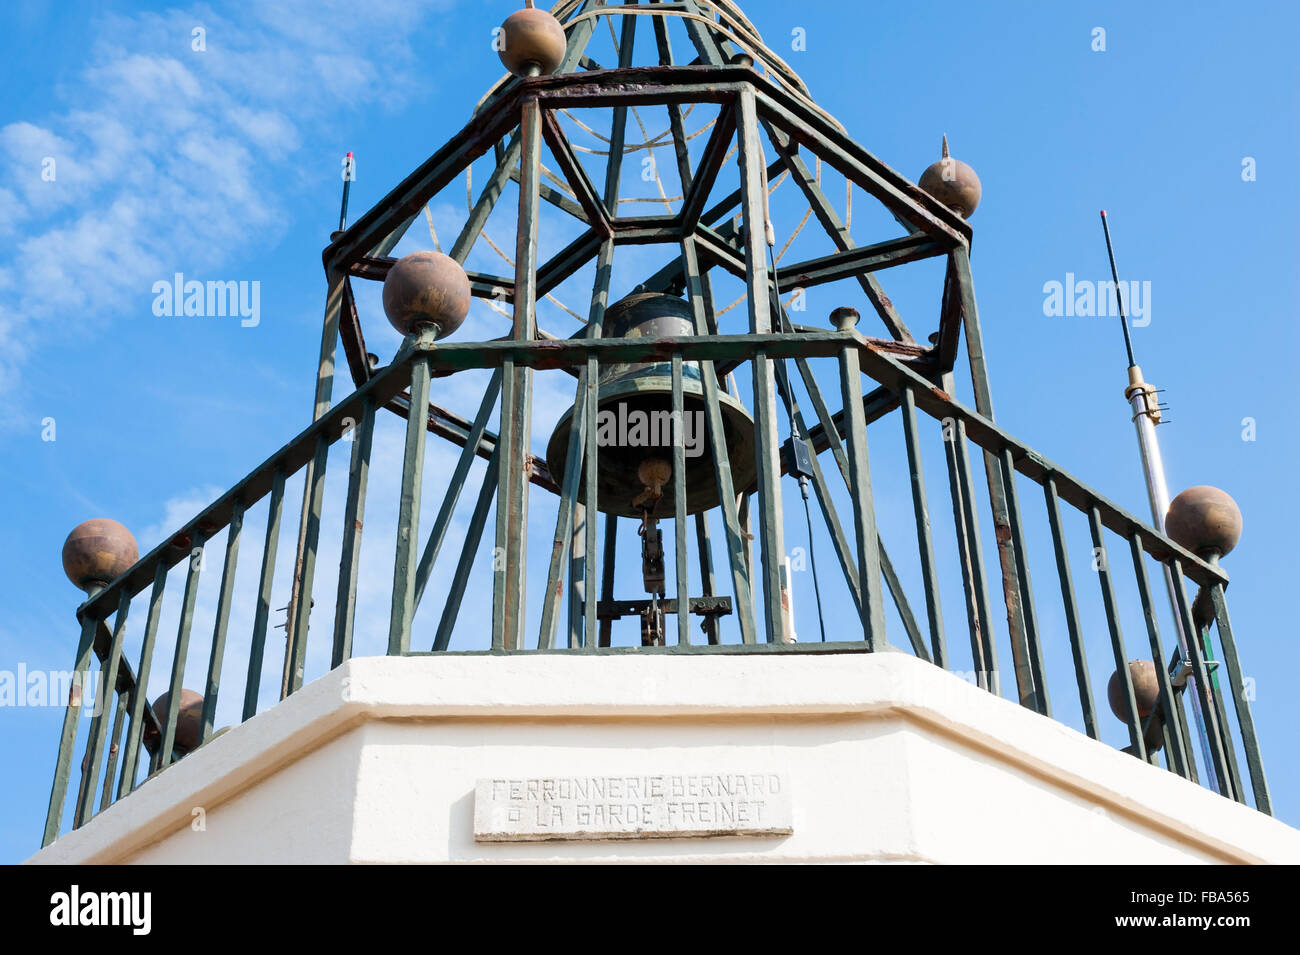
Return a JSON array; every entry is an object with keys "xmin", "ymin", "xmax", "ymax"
[
  {"xmin": 381, "ymin": 250, "xmax": 471, "ymax": 339},
  {"xmin": 1165, "ymin": 485, "xmax": 1242, "ymax": 558},
  {"xmin": 146, "ymin": 689, "xmax": 204, "ymax": 754},
  {"xmin": 62, "ymin": 519, "xmax": 138, "ymax": 592},
  {"xmin": 1108, "ymin": 660, "xmax": 1161, "ymax": 722},
  {"xmin": 499, "ymin": 1, "xmax": 568, "ymax": 77},
  {"xmin": 918, "ymin": 135, "xmax": 981, "ymax": 218}
]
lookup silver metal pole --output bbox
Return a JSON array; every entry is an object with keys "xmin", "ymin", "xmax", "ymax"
[{"xmin": 1126, "ymin": 364, "xmax": 1219, "ymax": 792}]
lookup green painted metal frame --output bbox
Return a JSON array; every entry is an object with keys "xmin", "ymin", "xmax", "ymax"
[{"xmin": 44, "ymin": 5, "xmax": 1273, "ymax": 847}]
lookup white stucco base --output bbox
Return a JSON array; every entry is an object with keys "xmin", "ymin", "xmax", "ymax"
[{"xmin": 27, "ymin": 650, "xmax": 1300, "ymax": 864}]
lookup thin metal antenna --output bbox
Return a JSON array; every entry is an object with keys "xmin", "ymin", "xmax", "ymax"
[
  {"xmin": 1099, "ymin": 210, "xmax": 1137, "ymax": 368},
  {"xmin": 1099, "ymin": 209, "xmax": 1219, "ymax": 792}
]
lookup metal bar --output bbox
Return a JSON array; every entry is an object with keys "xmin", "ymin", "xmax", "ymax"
[
  {"xmin": 651, "ymin": 7, "xmax": 694, "ymax": 193},
  {"xmin": 936, "ymin": 253, "xmax": 963, "ymax": 371},
  {"xmin": 283, "ymin": 267, "xmax": 346, "ymax": 702},
  {"xmin": 602, "ymin": 9, "xmax": 639, "ymax": 213},
  {"xmin": 1087, "ymin": 507, "xmax": 1145, "ymax": 759},
  {"xmin": 447, "ymin": 10, "xmax": 595, "ymax": 261},
  {"xmin": 1208, "ymin": 582, "xmax": 1271, "ymax": 812},
  {"xmin": 119, "ymin": 563, "xmax": 167, "ymax": 800},
  {"xmin": 1198, "ymin": 615, "xmax": 1244, "ymax": 801},
  {"xmin": 1043, "ymin": 476, "xmax": 1099, "ymax": 740},
  {"xmin": 598, "ymin": 596, "xmax": 731, "ymax": 622},
  {"xmin": 736, "ymin": 87, "xmax": 788, "ymax": 644},
  {"xmin": 750, "ymin": 83, "xmax": 967, "ymax": 244},
  {"xmin": 538, "ymin": 365, "xmax": 592, "ymax": 648},
  {"xmin": 998, "ymin": 447, "xmax": 1050, "ymax": 716},
  {"xmin": 1128, "ymin": 534, "xmax": 1189, "ymax": 778},
  {"xmin": 286, "ymin": 435, "xmax": 329, "ymax": 694},
  {"xmin": 332, "ymin": 398, "xmax": 376, "ymax": 667},
  {"xmin": 540, "ymin": 108, "xmax": 613, "ymax": 237},
  {"xmin": 585, "ymin": 238, "xmax": 614, "ymax": 650},
  {"xmin": 201, "ymin": 501, "xmax": 244, "ymax": 743},
  {"xmin": 390, "ymin": 337, "xmax": 434, "ymax": 655},
  {"xmin": 694, "ymin": 513, "xmax": 720, "ymax": 644},
  {"xmin": 538, "ymin": 229, "xmax": 603, "ymax": 297},
  {"xmin": 509, "ymin": 164, "xmax": 591, "ymax": 224},
  {"xmin": 680, "ymin": 235, "xmax": 756, "ymax": 644},
  {"xmin": 43, "ymin": 605, "xmax": 101, "ymax": 845},
  {"xmin": 244, "ymin": 467, "xmax": 284, "ymax": 721},
  {"xmin": 434, "ymin": 450, "xmax": 501, "ymax": 653},
  {"xmin": 100, "ymin": 692, "xmax": 128, "ymax": 812},
  {"xmin": 801, "ymin": 430, "xmax": 862, "ymax": 614},
  {"xmin": 327, "ymin": 102, "xmax": 518, "ymax": 271},
  {"xmin": 412, "ymin": 330, "xmax": 858, "ymax": 372},
  {"xmin": 412, "ymin": 372, "xmax": 503, "ymax": 612},
  {"xmin": 775, "ymin": 234, "xmax": 945, "ymax": 291},
  {"xmin": 1172, "ymin": 677, "xmax": 1200, "ymax": 784},
  {"xmin": 878, "ymin": 542, "xmax": 929, "ymax": 661},
  {"xmin": 767, "ymin": 128, "xmax": 913, "ymax": 341},
  {"xmin": 161, "ymin": 531, "xmax": 206, "ymax": 765},
  {"xmin": 75, "ymin": 588, "xmax": 131, "ymax": 828},
  {"xmin": 773, "ymin": 362, "xmax": 861, "ymax": 615},
  {"xmin": 598, "ymin": 517, "xmax": 618, "ymax": 647},
  {"xmin": 836, "ymin": 330, "xmax": 887, "ymax": 649},
  {"xmin": 79, "ymin": 349, "xmax": 432, "ymax": 625},
  {"xmin": 849, "ymin": 341, "xmax": 1227, "ymax": 590},
  {"xmin": 451, "ymin": 131, "xmax": 523, "ymax": 264},
  {"xmin": 899, "ymin": 385, "xmax": 946, "ymax": 667},
  {"xmin": 569, "ymin": 503, "xmax": 586, "ymax": 648},
  {"xmin": 1169, "ymin": 560, "xmax": 1231, "ymax": 795},
  {"xmin": 947, "ymin": 416, "xmax": 999, "ymax": 691},
  {"xmin": 949, "ymin": 247, "xmax": 1035, "ymax": 710},
  {"xmin": 493, "ymin": 93, "xmax": 543, "ymax": 652},
  {"xmin": 680, "ymin": 102, "xmax": 737, "ymax": 231},
  {"xmin": 672, "ymin": 351, "xmax": 690, "ymax": 646}
]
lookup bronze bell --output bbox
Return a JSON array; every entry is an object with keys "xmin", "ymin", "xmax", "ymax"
[{"xmin": 546, "ymin": 292, "xmax": 758, "ymax": 518}]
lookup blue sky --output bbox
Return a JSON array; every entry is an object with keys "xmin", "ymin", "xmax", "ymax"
[{"xmin": 1, "ymin": 0, "xmax": 1296, "ymax": 862}]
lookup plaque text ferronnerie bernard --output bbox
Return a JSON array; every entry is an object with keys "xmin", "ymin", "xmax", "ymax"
[{"xmin": 473, "ymin": 772, "xmax": 793, "ymax": 842}]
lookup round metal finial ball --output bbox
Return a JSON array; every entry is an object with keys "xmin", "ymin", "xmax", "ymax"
[
  {"xmin": 729, "ymin": 52, "xmax": 755, "ymax": 68},
  {"xmin": 62, "ymin": 519, "xmax": 138, "ymax": 592},
  {"xmin": 382, "ymin": 250, "xmax": 471, "ymax": 339},
  {"xmin": 499, "ymin": 3, "xmax": 567, "ymax": 77},
  {"xmin": 1107, "ymin": 660, "xmax": 1161, "ymax": 722},
  {"xmin": 918, "ymin": 136, "xmax": 981, "ymax": 218},
  {"xmin": 830, "ymin": 306, "xmax": 860, "ymax": 331},
  {"xmin": 1165, "ymin": 485, "xmax": 1242, "ymax": 558},
  {"xmin": 146, "ymin": 689, "xmax": 204, "ymax": 754}
]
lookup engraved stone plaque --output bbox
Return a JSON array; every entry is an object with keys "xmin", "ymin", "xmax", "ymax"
[{"xmin": 474, "ymin": 773, "xmax": 794, "ymax": 842}]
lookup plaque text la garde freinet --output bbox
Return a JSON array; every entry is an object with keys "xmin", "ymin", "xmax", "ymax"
[{"xmin": 474, "ymin": 772, "xmax": 794, "ymax": 842}]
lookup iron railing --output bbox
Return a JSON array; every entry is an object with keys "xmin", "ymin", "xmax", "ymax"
[{"xmin": 43, "ymin": 326, "xmax": 1271, "ymax": 846}]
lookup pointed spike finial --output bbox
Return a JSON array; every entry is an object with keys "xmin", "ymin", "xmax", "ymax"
[{"xmin": 919, "ymin": 135, "xmax": 980, "ymax": 217}]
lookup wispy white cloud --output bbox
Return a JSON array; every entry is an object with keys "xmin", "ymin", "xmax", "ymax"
[{"xmin": 0, "ymin": 0, "xmax": 455, "ymax": 413}]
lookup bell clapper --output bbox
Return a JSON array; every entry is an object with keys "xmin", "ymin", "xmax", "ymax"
[{"xmin": 634, "ymin": 457, "xmax": 671, "ymax": 646}]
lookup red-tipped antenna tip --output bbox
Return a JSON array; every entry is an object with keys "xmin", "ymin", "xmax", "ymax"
[
  {"xmin": 346, "ymin": 151, "xmax": 353, "ymax": 158},
  {"xmin": 1100, "ymin": 209, "xmax": 1107, "ymax": 216}
]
